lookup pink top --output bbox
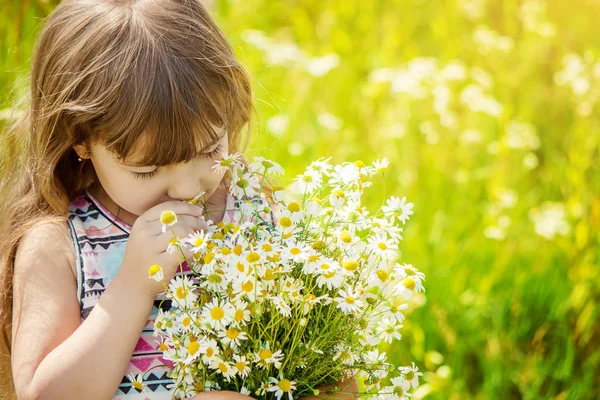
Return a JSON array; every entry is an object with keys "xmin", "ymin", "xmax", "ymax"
[{"xmin": 66, "ymin": 188, "xmax": 275, "ymax": 399}]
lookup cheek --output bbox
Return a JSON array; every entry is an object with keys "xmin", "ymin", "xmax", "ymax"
[{"xmin": 96, "ymin": 165, "xmax": 162, "ymax": 215}]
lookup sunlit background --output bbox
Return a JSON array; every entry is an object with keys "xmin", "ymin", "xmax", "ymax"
[{"xmin": 1, "ymin": 0, "xmax": 599, "ymax": 399}]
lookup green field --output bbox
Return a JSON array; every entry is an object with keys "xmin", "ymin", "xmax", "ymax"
[{"xmin": 1, "ymin": 0, "xmax": 599, "ymax": 399}]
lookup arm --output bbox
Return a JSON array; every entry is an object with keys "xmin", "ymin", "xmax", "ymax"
[
  {"xmin": 11, "ymin": 222, "xmax": 156, "ymax": 400},
  {"xmin": 300, "ymin": 376, "xmax": 360, "ymax": 400}
]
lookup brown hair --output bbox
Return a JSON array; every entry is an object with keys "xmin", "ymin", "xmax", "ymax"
[{"xmin": 0, "ymin": 0, "xmax": 270, "ymax": 351}]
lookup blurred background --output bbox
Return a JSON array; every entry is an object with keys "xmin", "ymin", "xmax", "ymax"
[{"xmin": 1, "ymin": 0, "xmax": 599, "ymax": 399}]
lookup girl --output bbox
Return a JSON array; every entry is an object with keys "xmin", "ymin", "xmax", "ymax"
[{"xmin": 0, "ymin": 0, "xmax": 357, "ymax": 399}]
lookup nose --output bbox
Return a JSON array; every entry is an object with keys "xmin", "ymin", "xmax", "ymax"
[{"xmin": 166, "ymin": 165, "xmax": 204, "ymax": 202}]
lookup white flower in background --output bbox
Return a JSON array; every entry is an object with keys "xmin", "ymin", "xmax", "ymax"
[
  {"xmin": 318, "ymin": 112, "xmax": 343, "ymax": 131},
  {"xmin": 307, "ymin": 157, "xmax": 333, "ymax": 176},
  {"xmin": 367, "ymin": 234, "xmax": 399, "ymax": 261},
  {"xmin": 293, "ymin": 170, "xmax": 322, "ymax": 194},
  {"xmin": 505, "ymin": 120, "xmax": 540, "ymax": 150},
  {"xmin": 377, "ymin": 317, "xmax": 403, "ymax": 343},
  {"xmin": 233, "ymin": 354, "xmax": 252, "ymax": 378},
  {"xmin": 306, "ymin": 53, "xmax": 340, "ymax": 77},
  {"xmin": 254, "ymin": 346, "xmax": 284, "ymax": 369},
  {"xmin": 373, "ymin": 157, "xmax": 390, "ymax": 173},
  {"xmin": 473, "ymin": 25, "xmax": 513, "ymax": 54},
  {"xmin": 267, "ymin": 114, "xmax": 289, "ymax": 136},
  {"xmin": 210, "ymin": 358, "xmax": 236, "ymax": 381},
  {"xmin": 185, "ymin": 230, "xmax": 211, "ymax": 254},
  {"xmin": 218, "ymin": 327, "xmax": 248, "ymax": 348},
  {"xmin": 232, "ymin": 171, "xmax": 261, "ymax": 198},
  {"xmin": 382, "ymin": 196, "xmax": 414, "ymax": 224},
  {"xmin": 529, "ymin": 202, "xmax": 571, "ymax": 240},
  {"xmin": 398, "ymin": 362, "xmax": 424, "ymax": 390},
  {"xmin": 250, "ymin": 156, "xmax": 285, "ymax": 176}
]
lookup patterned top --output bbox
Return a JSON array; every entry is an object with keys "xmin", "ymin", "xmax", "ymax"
[{"xmin": 66, "ymin": 187, "xmax": 276, "ymax": 399}]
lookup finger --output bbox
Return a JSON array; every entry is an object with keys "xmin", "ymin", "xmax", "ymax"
[
  {"xmin": 143, "ymin": 200, "xmax": 205, "ymax": 222},
  {"xmin": 147, "ymin": 215, "xmax": 209, "ymax": 237}
]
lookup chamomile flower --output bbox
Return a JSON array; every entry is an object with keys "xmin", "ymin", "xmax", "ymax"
[
  {"xmin": 199, "ymin": 338, "xmax": 220, "ymax": 364},
  {"xmin": 293, "ymin": 170, "xmax": 322, "ymax": 194},
  {"xmin": 232, "ymin": 171, "xmax": 261, "ymax": 198},
  {"xmin": 254, "ymin": 346, "xmax": 284, "ymax": 369},
  {"xmin": 367, "ymin": 234, "xmax": 398, "ymax": 260},
  {"xmin": 250, "ymin": 156, "xmax": 285, "ymax": 175},
  {"xmin": 212, "ymin": 152, "xmax": 243, "ymax": 175},
  {"xmin": 335, "ymin": 287, "xmax": 364, "ymax": 314},
  {"xmin": 148, "ymin": 264, "xmax": 164, "ymax": 282},
  {"xmin": 232, "ymin": 300, "xmax": 252, "ymax": 326},
  {"xmin": 281, "ymin": 241, "xmax": 311, "ymax": 263},
  {"xmin": 270, "ymin": 295, "xmax": 292, "ymax": 317},
  {"xmin": 329, "ymin": 163, "xmax": 361, "ymax": 186},
  {"xmin": 127, "ymin": 373, "xmax": 147, "ymax": 392},
  {"xmin": 382, "ymin": 376, "xmax": 412, "ymax": 400},
  {"xmin": 307, "ymin": 157, "xmax": 333, "ymax": 176},
  {"xmin": 202, "ymin": 298, "xmax": 235, "ymax": 330},
  {"xmin": 316, "ymin": 268, "xmax": 344, "ymax": 290},
  {"xmin": 233, "ymin": 354, "xmax": 252, "ymax": 378},
  {"xmin": 210, "ymin": 358, "xmax": 237, "ymax": 381},
  {"xmin": 329, "ymin": 187, "xmax": 347, "ymax": 208},
  {"xmin": 160, "ymin": 210, "xmax": 177, "ymax": 233},
  {"xmin": 268, "ymin": 374, "xmax": 297, "ymax": 400},
  {"xmin": 382, "ymin": 196, "xmax": 414, "ymax": 224},
  {"xmin": 167, "ymin": 276, "xmax": 198, "ymax": 309},
  {"xmin": 398, "ymin": 362, "xmax": 423, "ymax": 390},
  {"xmin": 373, "ymin": 157, "xmax": 390, "ymax": 173},
  {"xmin": 378, "ymin": 317, "xmax": 403, "ymax": 343},
  {"xmin": 185, "ymin": 230, "xmax": 211, "ymax": 254},
  {"xmin": 218, "ymin": 327, "xmax": 248, "ymax": 348}
]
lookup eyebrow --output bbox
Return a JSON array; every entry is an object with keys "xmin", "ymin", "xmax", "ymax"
[{"xmin": 123, "ymin": 132, "xmax": 226, "ymax": 168}]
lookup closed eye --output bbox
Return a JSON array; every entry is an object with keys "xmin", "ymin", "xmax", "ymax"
[{"xmin": 129, "ymin": 144, "xmax": 224, "ymax": 180}]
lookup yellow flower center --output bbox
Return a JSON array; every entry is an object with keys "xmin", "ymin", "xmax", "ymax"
[
  {"xmin": 402, "ymin": 277, "xmax": 416, "ymax": 291},
  {"xmin": 160, "ymin": 210, "xmax": 177, "ymax": 225},
  {"xmin": 263, "ymin": 269, "xmax": 275, "ymax": 280},
  {"xmin": 247, "ymin": 252, "xmax": 261, "ymax": 263},
  {"xmin": 340, "ymin": 232, "xmax": 352, "ymax": 243},
  {"xmin": 234, "ymin": 244, "xmax": 243, "ymax": 256},
  {"xmin": 194, "ymin": 237, "xmax": 204, "ymax": 247},
  {"xmin": 237, "ymin": 262, "xmax": 246, "ymax": 273},
  {"xmin": 148, "ymin": 264, "xmax": 162, "ymax": 276},
  {"xmin": 343, "ymin": 259, "xmax": 358, "ymax": 271},
  {"xmin": 241, "ymin": 281, "xmax": 254, "ymax": 292},
  {"xmin": 204, "ymin": 252, "xmax": 215, "ymax": 264},
  {"xmin": 308, "ymin": 255, "xmax": 320, "ymax": 262},
  {"xmin": 378, "ymin": 242, "xmax": 388, "ymax": 250},
  {"xmin": 221, "ymin": 247, "xmax": 232, "ymax": 255},
  {"xmin": 206, "ymin": 347, "xmax": 214, "ymax": 357},
  {"xmin": 226, "ymin": 328, "xmax": 240, "ymax": 339},
  {"xmin": 183, "ymin": 317, "xmax": 191, "ymax": 326},
  {"xmin": 262, "ymin": 243, "xmax": 273, "ymax": 252},
  {"xmin": 354, "ymin": 160, "xmax": 366, "ymax": 168},
  {"xmin": 320, "ymin": 264, "xmax": 330, "ymax": 270},
  {"xmin": 132, "ymin": 380, "xmax": 144, "ymax": 390},
  {"xmin": 187, "ymin": 341, "xmax": 200, "ymax": 356},
  {"xmin": 210, "ymin": 306, "xmax": 225, "ymax": 320},
  {"xmin": 236, "ymin": 361, "xmax": 246, "ymax": 372},
  {"xmin": 345, "ymin": 296, "xmax": 355, "ymax": 304},
  {"xmin": 176, "ymin": 287, "xmax": 188, "ymax": 299},
  {"xmin": 235, "ymin": 309, "xmax": 245, "ymax": 321},
  {"xmin": 159, "ymin": 343, "xmax": 168, "ymax": 351},
  {"xmin": 287, "ymin": 201, "xmax": 301, "ymax": 212},
  {"xmin": 333, "ymin": 189, "xmax": 345, "ymax": 198},
  {"xmin": 278, "ymin": 379, "xmax": 292, "ymax": 392},
  {"xmin": 259, "ymin": 349, "xmax": 272, "ymax": 360},
  {"xmin": 376, "ymin": 269, "xmax": 390, "ymax": 282},
  {"xmin": 279, "ymin": 217, "xmax": 292, "ymax": 228},
  {"xmin": 218, "ymin": 362, "xmax": 228, "ymax": 373},
  {"xmin": 290, "ymin": 247, "xmax": 301, "ymax": 255}
]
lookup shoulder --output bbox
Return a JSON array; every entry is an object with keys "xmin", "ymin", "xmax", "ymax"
[{"xmin": 15, "ymin": 220, "xmax": 76, "ymax": 282}]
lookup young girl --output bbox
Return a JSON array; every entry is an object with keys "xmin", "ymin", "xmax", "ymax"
[{"xmin": 0, "ymin": 0, "xmax": 358, "ymax": 399}]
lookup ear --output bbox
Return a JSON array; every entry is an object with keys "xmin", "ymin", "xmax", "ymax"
[{"xmin": 72, "ymin": 143, "xmax": 91, "ymax": 160}]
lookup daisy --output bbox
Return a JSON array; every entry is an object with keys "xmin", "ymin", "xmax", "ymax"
[
  {"xmin": 209, "ymin": 358, "xmax": 237, "ymax": 381},
  {"xmin": 199, "ymin": 338, "xmax": 220, "ymax": 364},
  {"xmin": 329, "ymin": 187, "xmax": 346, "ymax": 208},
  {"xmin": 127, "ymin": 373, "xmax": 147, "ymax": 393},
  {"xmin": 199, "ymin": 268, "xmax": 228, "ymax": 292},
  {"xmin": 185, "ymin": 230, "xmax": 211, "ymax": 254},
  {"xmin": 268, "ymin": 374, "xmax": 297, "ymax": 400},
  {"xmin": 217, "ymin": 327, "xmax": 248, "ymax": 348},
  {"xmin": 367, "ymin": 234, "xmax": 399, "ymax": 260},
  {"xmin": 280, "ymin": 241, "xmax": 311, "ymax": 263},
  {"xmin": 148, "ymin": 264, "xmax": 164, "ymax": 282},
  {"xmin": 233, "ymin": 354, "xmax": 252, "ymax": 378},
  {"xmin": 377, "ymin": 317, "xmax": 403, "ymax": 343},
  {"xmin": 316, "ymin": 268, "xmax": 344, "ymax": 290},
  {"xmin": 254, "ymin": 346, "xmax": 284, "ymax": 369},
  {"xmin": 232, "ymin": 277, "xmax": 258, "ymax": 302},
  {"xmin": 307, "ymin": 156, "xmax": 333, "ymax": 176},
  {"xmin": 232, "ymin": 171, "xmax": 261, "ymax": 198},
  {"xmin": 328, "ymin": 163, "xmax": 360, "ymax": 186},
  {"xmin": 385, "ymin": 298, "xmax": 409, "ymax": 323},
  {"xmin": 160, "ymin": 210, "xmax": 177, "ymax": 233},
  {"xmin": 183, "ymin": 338, "xmax": 203, "ymax": 365},
  {"xmin": 373, "ymin": 157, "xmax": 390, "ymax": 173},
  {"xmin": 398, "ymin": 361, "xmax": 423, "ymax": 390},
  {"xmin": 270, "ymin": 295, "xmax": 292, "ymax": 317},
  {"xmin": 293, "ymin": 169, "xmax": 322, "ymax": 195},
  {"xmin": 201, "ymin": 298, "xmax": 235, "ymax": 330},
  {"xmin": 250, "ymin": 156, "xmax": 285, "ymax": 175},
  {"xmin": 212, "ymin": 152, "xmax": 243, "ymax": 175},
  {"xmin": 382, "ymin": 376, "xmax": 412, "ymax": 400},
  {"xmin": 166, "ymin": 276, "xmax": 198, "ymax": 309},
  {"xmin": 305, "ymin": 198, "xmax": 323, "ymax": 217},
  {"xmin": 232, "ymin": 300, "xmax": 252, "ymax": 326},
  {"xmin": 382, "ymin": 196, "xmax": 414, "ymax": 224},
  {"xmin": 334, "ymin": 287, "xmax": 363, "ymax": 314}
]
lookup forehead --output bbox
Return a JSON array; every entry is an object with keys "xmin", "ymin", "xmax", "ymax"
[{"xmin": 119, "ymin": 124, "xmax": 227, "ymax": 167}]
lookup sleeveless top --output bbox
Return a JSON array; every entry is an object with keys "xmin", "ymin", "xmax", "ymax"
[{"xmin": 66, "ymin": 187, "xmax": 276, "ymax": 399}]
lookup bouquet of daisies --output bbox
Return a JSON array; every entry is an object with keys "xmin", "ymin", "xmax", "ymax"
[{"xmin": 149, "ymin": 153, "xmax": 425, "ymax": 400}]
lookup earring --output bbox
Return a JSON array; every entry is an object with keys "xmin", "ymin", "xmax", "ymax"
[{"xmin": 78, "ymin": 157, "xmax": 82, "ymax": 162}]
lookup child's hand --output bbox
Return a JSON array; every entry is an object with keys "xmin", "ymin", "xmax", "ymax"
[
  {"xmin": 191, "ymin": 390, "xmax": 256, "ymax": 400},
  {"xmin": 119, "ymin": 200, "xmax": 207, "ymax": 297},
  {"xmin": 300, "ymin": 377, "xmax": 360, "ymax": 400}
]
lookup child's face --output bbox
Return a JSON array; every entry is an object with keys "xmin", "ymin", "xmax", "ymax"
[{"xmin": 76, "ymin": 126, "xmax": 228, "ymax": 218}]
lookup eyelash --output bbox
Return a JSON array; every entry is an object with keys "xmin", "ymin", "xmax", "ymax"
[{"xmin": 130, "ymin": 144, "xmax": 223, "ymax": 180}]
